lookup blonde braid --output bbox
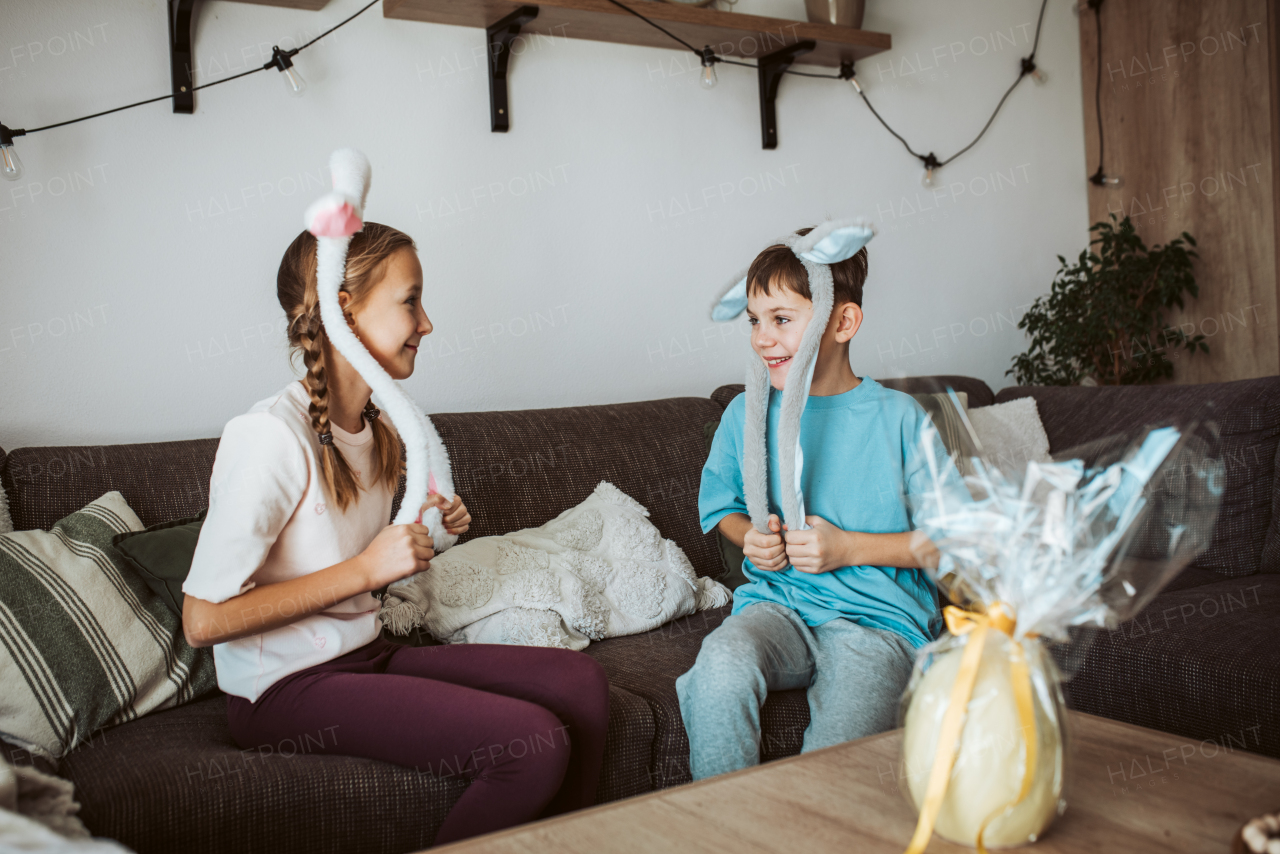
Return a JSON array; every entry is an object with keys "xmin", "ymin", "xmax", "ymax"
[{"xmin": 297, "ymin": 300, "xmax": 361, "ymax": 511}]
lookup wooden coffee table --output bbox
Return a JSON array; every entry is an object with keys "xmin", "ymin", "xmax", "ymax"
[{"xmin": 426, "ymin": 711, "xmax": 1280, "ymax": 853}]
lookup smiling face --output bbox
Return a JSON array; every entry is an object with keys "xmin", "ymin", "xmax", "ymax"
[
  {"xmin": 339, "ymin": 247, "xmax": 432, "ymax": 381},
  {"xmin": 747, "ymin": 279, "xmax": 815, "ymax": 391}
]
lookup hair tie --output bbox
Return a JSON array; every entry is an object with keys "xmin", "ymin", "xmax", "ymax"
[
  {"xmin": 364, "ymin": 405, "xmax": 380, "ymax": 421},
  {"xmin": 318, "ymin": 431, "xmax": 334, "ymax": 446}
]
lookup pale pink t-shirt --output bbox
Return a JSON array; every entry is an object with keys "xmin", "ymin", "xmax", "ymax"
[{"xmin": 183, "ymin": 380, "xmax": 399, "ymax": 702}]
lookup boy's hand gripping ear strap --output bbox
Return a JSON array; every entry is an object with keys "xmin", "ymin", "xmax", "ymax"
[{"xmin": 307, "ymin": 148, "xmax": 458, "ymax": 558}]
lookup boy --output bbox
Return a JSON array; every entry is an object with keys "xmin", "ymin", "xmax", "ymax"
[{"xmin": 676, "ymin": 226, "xmax": 955, "ymax": 780}]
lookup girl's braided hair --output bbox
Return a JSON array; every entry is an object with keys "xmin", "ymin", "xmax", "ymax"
[{"xmin": 277, "ymin": 222, "xmax": 412, "ymax": 512}]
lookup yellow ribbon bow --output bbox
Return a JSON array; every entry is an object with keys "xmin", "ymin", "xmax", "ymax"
[{"xmin": 903, "ymin": 602, "xmax": 1037, "ymax": 854}]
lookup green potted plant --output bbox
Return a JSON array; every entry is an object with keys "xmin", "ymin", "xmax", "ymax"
[{"xmin": 1009, "ymin": 214, "xmax": 1207, "ymax": 386}]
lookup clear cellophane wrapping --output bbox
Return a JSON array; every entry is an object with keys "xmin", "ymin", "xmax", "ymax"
[{"xmin": 896, "ymin": 403, "xmax": 1223, "ymax": 852}]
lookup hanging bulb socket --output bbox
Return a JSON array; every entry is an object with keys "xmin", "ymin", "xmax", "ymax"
[
  {"xmin": 1021, "ymin": 57, "xmax": 1048, "ymax": 85},
  {"xmin": 700, "ymin": 45, "xmax": 718, "ymax": 89},
  {"xmin": 267, "ymin": 45, "xmax": 306, "ymax": 97},
  {"xmin": 0, "ymin": 122, "xmax": 25, "ymax": 183},
  {"xmin": 839, "ymin": 61, "xmax": 863, "ymax": 93},
  {"xmin": 920, "ymin": 152, "xmax": 941, "ymax": 189}
]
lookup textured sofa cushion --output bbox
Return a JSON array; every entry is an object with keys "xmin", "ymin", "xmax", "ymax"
[
  {"xmin": 2, "ymin": 440, "xmax": 219, "ymax": 533},
  {"xmin": 996, "ymin": 377, "xmax": 1280, "ymax": 577},
  {"xmin": 710, "ymin": 375, "xmax": 996, "ymax": 412},
  {"xmin": 1059, "ymin": 575, "xmax": 1279, "ymax": 760},
  {"xmin": 583, "ymin": 605, "xmax": 812, "ymax": 788},
  {"xmin": 61, "ymin": 682, "xmax": 655, "ymax": 854}
]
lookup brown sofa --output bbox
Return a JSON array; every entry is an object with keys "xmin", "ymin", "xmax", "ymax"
[{"xmin": 1, "ymin": 373, "xmax": 1275, "ymax": 853}]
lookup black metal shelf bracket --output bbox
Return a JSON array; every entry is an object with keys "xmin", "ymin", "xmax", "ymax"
[
  {"xmin": 757, "ymin": 40, "xmax": 816, "ymax": 149},
  {"xmin": 169, "ymin": 0, "xmax": 198, "ymax": 114},
  {"xmin": 487, "ymin": 5, "xmax": 539, "ymax": 132}
]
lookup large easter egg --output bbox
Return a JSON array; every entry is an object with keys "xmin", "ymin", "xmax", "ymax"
[{"xmin": 901, "ymin": 633, "xmax": 1065, "ymax": 847}]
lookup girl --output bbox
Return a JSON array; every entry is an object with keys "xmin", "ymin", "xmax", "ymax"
[{"xmin": 181, "ymin": 223, "xmax": 610, "ymax": 845}]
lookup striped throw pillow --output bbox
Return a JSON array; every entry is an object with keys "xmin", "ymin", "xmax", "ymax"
[
  {"xmin": 0, "ymin": 491, "xmax": 217, "ymax": 760},
  {"xmin": 911, "ymin": 391, "xmax": 974, "ymax": 475}
]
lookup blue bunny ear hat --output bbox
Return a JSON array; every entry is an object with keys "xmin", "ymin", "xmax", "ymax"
[{"xmin": 710, "ymin": 218, "xmax": 876, "ymax": 535}]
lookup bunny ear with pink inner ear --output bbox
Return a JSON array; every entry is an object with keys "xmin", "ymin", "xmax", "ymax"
[
  {"xmin": 304, "ymin": 147, "xmax": 459, "ymax": 571},
  {"xmin": 308, "ymin": 200, "xmax": 362, "ymax": 238}
]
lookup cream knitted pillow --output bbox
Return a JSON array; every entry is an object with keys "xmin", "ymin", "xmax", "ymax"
[
  {"xmin": 967, "ymin": 397, "xmax": 1053, "ymax": 476},
  {"xmin": 380, "ymin": 482, "xmax": 729, "ymax": 650}
]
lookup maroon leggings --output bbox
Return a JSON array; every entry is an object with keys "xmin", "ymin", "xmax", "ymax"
[{"xmin": 225, "ymin": 635, "xmax": 610, "ymax": 845}]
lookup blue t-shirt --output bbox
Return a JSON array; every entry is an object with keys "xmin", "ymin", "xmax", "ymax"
[{"xmin": 700, "ymin": 377, "xmax": 952, "ymax": 649}]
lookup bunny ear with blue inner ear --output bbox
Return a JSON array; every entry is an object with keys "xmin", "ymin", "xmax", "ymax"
[
  {"xmin": 795, "ymin": 218, "xmax": 876, "ymax": 265},
  {"xmin": 711, "ymin": 272, "xmax": 749, "ymax": 321}
]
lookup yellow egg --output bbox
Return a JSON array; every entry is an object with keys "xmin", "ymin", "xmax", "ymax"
[{"xmin": 901, "ymin": 632, "xmax": 1066, "ymax": 847}]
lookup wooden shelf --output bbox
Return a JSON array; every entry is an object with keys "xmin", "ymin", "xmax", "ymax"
[
  {"xmin": 225, "ymin": 0, "xmax": 329, "ymax": 10},
  {"xmin": 383, "ymin": 0, "xmax": 891, "ymax": 67}
]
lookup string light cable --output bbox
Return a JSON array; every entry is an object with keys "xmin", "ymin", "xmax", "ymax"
[
  {"xmin": 1081, "ymin": 0, "xmax": 1121, "ymax": 188},
  {"xmin": 3, "ymin": 0, "xmax": 1052, "ymax": 187},
  {"xmin": 604, "ymin": 0, "xmax": 1051, "ymax": 188},
  {"xmin": 0, "ymin": 0, "xmax": 378, "ymax": 181}
]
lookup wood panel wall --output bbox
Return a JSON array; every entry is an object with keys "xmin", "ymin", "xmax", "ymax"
[{"xmin": 1078, "ymin": 0, "xmax": 1279, "ymax": 383}]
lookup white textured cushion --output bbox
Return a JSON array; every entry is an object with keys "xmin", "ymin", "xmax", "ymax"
[
  {"xmin": 0, "ymin": 472, "xmax": 12, "ymax": 535},
  {"xmin": 966, "ymin": 397, "xmax": 1052, "ymax": 476},
  {"xmin": 380, "ymin": 482, "xmax": 729, "ymax": 650}
]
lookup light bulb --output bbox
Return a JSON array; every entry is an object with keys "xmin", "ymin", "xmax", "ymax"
[
  {"xmin": 0, "ymin": 142, "xmax": 21, "ymax": 182},
  {"xmin": 281, "ymin": 65, "xmax": 307, "ymax": 97},
  {"xmin": 269, "ymin": 46, "xmax": 306, "ymax": 98},
  {"xmin": 1031, "ymin": 66, "xmax": 1048, "ymax": 85},
  {"xmin": 700, "ymin": 47, "xmax": 717, "ymax": 90},
  {"xmin": 921, "ymin": 167, "xmax": 938, "ymax": 189},
  {"xmin": 850, "ymin": 77, "xmax": 863, "ymax": 93},
  {"xmin": 1104, "ymin": 174, "xmax": 1124, "ymax": 188}
]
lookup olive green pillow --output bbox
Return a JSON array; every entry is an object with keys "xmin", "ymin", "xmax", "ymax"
[{"xmin": 111, "ymin": 508, "xmax": 207, "ymax": 617}]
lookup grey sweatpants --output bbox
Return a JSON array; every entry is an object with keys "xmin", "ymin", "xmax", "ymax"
[{"xmin": 675, "ymin": 601, "xmax": 917, "ymax": 781}]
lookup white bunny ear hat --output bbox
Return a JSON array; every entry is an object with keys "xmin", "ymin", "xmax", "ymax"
[
  {"xmin": 305, "ymin": 148, "xmax": 458, "ymax": 555},
  {"xmin": 710, "ymin": 218, "xmax": 876, "ymax": 535}
]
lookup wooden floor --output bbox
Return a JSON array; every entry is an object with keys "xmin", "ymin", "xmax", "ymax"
[{"xmin": 425, "ymin": 711, "xmax": 1280, "ymax": 853}]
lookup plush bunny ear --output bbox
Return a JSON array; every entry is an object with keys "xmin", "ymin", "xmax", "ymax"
[
  {"xmin": 711, "ymin": 273, "xmax": 749, "ymax": 321},
  {"xmin": 794, "ymin": 218, "xmax": 876, "ymax": 265},
  {"xmin": 329, "ymin": 147, "xmax": 371, "ymax": 211},
  {"xmin": 304, "ymin": 148, "xmax": 372, "ymax": 238},
  {"xmin": 305, "ymin": 147, "xmax": 457, "ymax": 564}
]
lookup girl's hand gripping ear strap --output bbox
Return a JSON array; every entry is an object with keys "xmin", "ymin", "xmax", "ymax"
[{"xmin": 307, "ymin": 148, "xmax": 458, "ymax": 558}]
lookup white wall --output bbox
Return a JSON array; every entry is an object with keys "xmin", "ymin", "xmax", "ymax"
[{"xmin": 0, "ymin": 0, "xmax": 1088, "ymax": 448}]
